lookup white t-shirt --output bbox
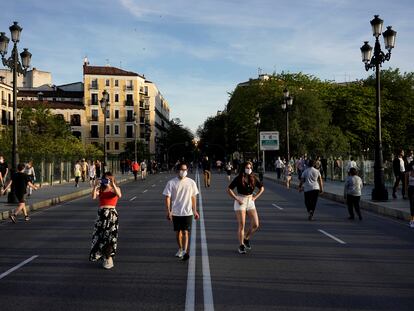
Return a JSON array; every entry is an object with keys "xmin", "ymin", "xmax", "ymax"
[
  {"xmin": 344, "ymin": 175, "xmax": 363, "ymax": 196},
  {"xmin": 301, "ymin": 167, "xmax": 321, "ymax": 192},
  {"xmin": 163, "ymin": 177, "xmax": 199, "ymax": 216}
]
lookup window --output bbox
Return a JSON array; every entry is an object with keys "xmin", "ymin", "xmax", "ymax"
[
  {"xmin": 91, "ymin": 109, "xmax": 98, "ymax": 121},
  {"xmin": 106, "ymin": 109, "xmax": 110, "ymax": 119},
  {"xmin": 126, "ymin": 110, "xmax": 134, "ymax": 122},
  {"xmin": 114, "ymin": 142, "xmax": 119, "ymax": 150},
  {"xmin": 70, "ymin": 114, "xmax": 81, "ymax": 126},
  {"xmin": 115, "ymin": 94, "xmax": 119, "ymax": 102},
  {"xmin": 91, "ymin": 125, "xmax": 99, "ymax": 138},
  {"xmin": 115, "ymin": 80, "xmax": 119, "ymax": 87},
  {"xmin": 114, "ymin": 125, "xmax": 119, "ymax": 135},
  {"xmin": 106, "ymin": 142, "xmax": 110, "ymax": 150},
  {"xmin": 72, "ymin": 131, "xmax": 82, "ymax": 139},
  {"xmin": 106, "ymin": 79, "xmax": 110, "ymax": 87},
  {"xmin": 126, "ymin": 125, "xmax": 133, "ymax": 138},
  {"xmin": 106, "ymin": 125, "xmax": 110, "ymax": 135},
  {"xmin": 91, "ymin": 93, "xmax": 98, "ymax": 105},
  {"xmin": 90, "ymin": 79, "xmax": 98, "ymax": 89},
  {"xmin": 114, "ymin": 110, "xmax": 119, "ymax": 119}
]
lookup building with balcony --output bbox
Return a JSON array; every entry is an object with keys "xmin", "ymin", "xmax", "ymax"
[{"xmin": 0, "ymin": 77, "xmax": 12, "ymax": 128}]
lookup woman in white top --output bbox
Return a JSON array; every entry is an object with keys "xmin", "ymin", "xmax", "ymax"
[
  {"xmin": 344, "ymin": 167, "xmax": 363, "ymax": 220},
  {"xmin": 88, "ymin": 161, "xmax": 96, "ymax": 187},
  {"xmin": 24, "ymin": 161, "xmax": 36, "ymax": 196}
]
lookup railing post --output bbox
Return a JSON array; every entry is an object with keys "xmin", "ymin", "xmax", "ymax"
[
  {"xmin": 40, "ymin": 160, "xmax": 45, "ymax": 186},
  {"xmin": 60, "ymin": 162, "xmax": 64, "ymax": 184}
]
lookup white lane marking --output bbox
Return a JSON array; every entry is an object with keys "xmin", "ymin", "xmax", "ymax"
[
  {"xmin": 272, "ymin": 203, "xmax": 284, "ymax": 210},
  {"xmin": 143, "ymin": 189, "xmax": 148, "ymax": 193},
  {"xmin": 185, "ymin": 203, "xmax": 197, "ymax": 311},
  {"xmin": 318, "ymin": 229, "xmax": 346, "ymax": 245},
  {"xmin": 0, "ymin": 255, "xmax": 39, "ymax": 280},
  {"xmin": 129, "ymin": 196, "xmax": 137, "ymax": 201},
  {"xmin": 197, "ymin": 171, "xmax": 214, "ymax": 311}
]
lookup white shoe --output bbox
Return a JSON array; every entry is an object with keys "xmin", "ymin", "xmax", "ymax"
[
  {"xmin": 175, "ymin": 249, "xmax": 185, "ymax": 258},
  {"xmin": 103, "ymin": 257, "xmax": 114, "ymax": 269}
]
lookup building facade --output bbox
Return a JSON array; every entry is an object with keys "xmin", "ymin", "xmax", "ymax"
[
  {"xmin": 0, "ymin": 67, "xmax": 52, "ymax": 88},
  {"xmin": 0, "ymin": 77, "xmax": 12, "ymax": 128}
]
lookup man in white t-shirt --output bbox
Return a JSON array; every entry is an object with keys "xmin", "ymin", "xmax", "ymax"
[
  {"xmin": 163, "ymin": 163, "xmax": 199, "ymax": 261},
  {"xmin": 298, "ymin": 159, "xmax": 324, "ymax": 220}
]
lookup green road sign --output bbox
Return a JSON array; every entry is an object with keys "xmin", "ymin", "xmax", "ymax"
[{"xmin": 260, "ymin": 131, "xmax": 279, "ymax": 150}]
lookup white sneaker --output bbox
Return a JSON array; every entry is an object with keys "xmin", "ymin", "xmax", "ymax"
[
  {"xmin": 103, "ymin": 257, "xmax": 114, "ymax": 269},
  {"xmin": 175, "ymin": 249, "xmax": 185, "ymax": 258}
]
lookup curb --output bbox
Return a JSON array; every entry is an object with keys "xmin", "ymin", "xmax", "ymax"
[
  {"xmin": 1, "ymin": 176, "xmax": 135, "ymax": 222},
  {"xmin": 264, "ymin": 175, "xmax": 410, "ymax": 221}
]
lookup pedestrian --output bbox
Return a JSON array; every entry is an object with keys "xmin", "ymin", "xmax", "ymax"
[
  {"xmin": 163, "ymin": 163, "xmax": 199, "ymax": 261},
  {"xmin": 95, "ymin": 160, "xmax": 101, "ymax": 178},
  {"xmin": 392, "ymin": 150, "xmax": 407, "ymax": 199},
  {"xmin": 257, "ymin": 164, "xmax": 264, "ymax": 182},
  {"xmin": 140, "ymin": 160, "xmax": 147, "ymax": 180},
  {"xmin": 284, "ymin": 162, "xmax": 293, "ymax": 189},
  {"xmin": 90, "ymin": 172, "xmax": 122, "ymax": 269},
  {"xmin": 345, "ymin": 157, "xmax": 358, "ymax": 174},
  {"xmin": 81, "ymin": 158, "xmax": 89, "ymax": 182},
  {"xmin": 321, "ymin": 156, "xmax": 328, "ymax": 181},
  {"xmin": 225, "ymin": 161, "xmax": 233, "ymax": 182},
  {"xmin": 24, "ymin": 160, "xmax": 36, "ymax": 196},
  {"xmin": 131, "ymin": 160, "xmax": 140, "ymax": 181},
  {"xmin": 407, "ymin": 164, "xmax": 414, "ymax": 228},
  {"xmin": 0, "ymin": 155, "xmax": 9, "ymax": 188},
  {"xmin": 202, "ymin": 156, "xmax": 211, "ymax": 188},
  {"xmin": 216, "ymin": 159, "xmax": 223, "ymax": 173},
  {"xmin": 88, "ymin": 160, "xmax": 96, "ymax": 187},
  {"xmin": 2, "ymin": 163, "xmax": 38, "ymax": 223},
  {"xmin": 227, "ymin": 161, "xmax": 264, "ymax": 254},
  {"xmin": 74, "ymin": 160, "xmax": 81, "ymax": 187},
  {"xmin": 298, "ymin": 159, "xmax": 324, "ymax": 221},
  {"xmin": 344, "ymin": 167, "xmax": 363, "ymax": 220},
  {"xmin": 296, "ymin": 157, "xmax": 304, "ymax": 180},
  {"xmin": 275, "ymin": 156, "xmax": 284, "ymax": 179},
  {"xmin": 407, "ymin": 150, "xmax": 414, "ymax": 167}
]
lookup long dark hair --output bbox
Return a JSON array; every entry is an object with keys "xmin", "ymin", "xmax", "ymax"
[
  {"xmin": 99, "ymin": 171, "xmax": 114, "ymax": 193},
  {"xmin": 237, "ymin": 161, "xmax": 256, "ymax": 189}
]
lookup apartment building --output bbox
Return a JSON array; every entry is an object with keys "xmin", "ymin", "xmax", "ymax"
[
  {"xmin": 0, "ymin": 67, "xmax": 52, "ymax": 88},
  {"xmin": 0, "ymin": 77, "xmax": 12, "ymax": 128}
]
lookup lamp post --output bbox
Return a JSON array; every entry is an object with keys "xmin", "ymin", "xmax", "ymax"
[
  {"xmin": 281, "ymin": 88, "xmax": 293, "ymax": 162},
  {"xmin": 134, "ymin": 112, "xmax": 138, "ymax": 163},
  {"xmin": 100, "ymin": 90, "xmax": 109, "ymax": 176},
  {"xmin": 254, "ymin": 112, "xmax": 261, "ymax": 162},
  {"xmin": 360, "ymin": 15, "xmax": 397, "ymax": 201},
  {"xmin": 0, "ymin": 22, "xmax": 32, "ymax": 203}
]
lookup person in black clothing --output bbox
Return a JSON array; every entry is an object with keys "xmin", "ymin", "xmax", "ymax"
[
  {"xmin": 227, "ymin": 161, "xmax": 264, "ymax": 254},
  {"xmin": 320, "ymin": 157, "xmax": 328, "ymax": 181},
  {"xmin": 2, "ymin": 163, "xmax": 38, "ymax": 223},
  {"xmin": 201, "ymin": 156, "xmax": 211, "ymax": 188}
]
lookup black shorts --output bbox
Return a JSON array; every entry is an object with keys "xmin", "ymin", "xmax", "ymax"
[
  {"xmin": 172, "ymin": 215, "xmax": 193, "ymax": 231},
  {"xmin": 15, "ymin": 192, "xmax": 26, "ymax": 203}
]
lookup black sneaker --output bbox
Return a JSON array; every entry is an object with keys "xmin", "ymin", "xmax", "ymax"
[
  {"xmin": 308, "ymin": 211, "xmax": 314, "ymax": 221},
  {"xmin": 180, "ymin": 253, "xmax": 190, "ymax": 261},
  {"xmin": 243, "ymin": 239, "xmax": 251, "ymax": 250},
  {"xmin": 9, "ymin": 214, "xmax": 16, "ymax": 223},
  {"xmin": 238, "ymin": 244, "xmax": 246, "ymax": 254}
]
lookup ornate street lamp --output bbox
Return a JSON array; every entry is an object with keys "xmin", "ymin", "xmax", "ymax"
[
  {"xmin": 100, "ymin": 90, "xmax": 109, "ymax": 175},
  {"xmin": 281, "ymin": 88, "xmax": 293, "ymax": 162},
  {"xmin": 360, "ymin": 15, "xmax": 397, "ymax": 201},
  {"xmin": 0, "ymin": 22, "xmax": 32, "ymax": 203},
  {"xmin": 254, "ymin": 112, "xmax": 261, "ymax": 162}
]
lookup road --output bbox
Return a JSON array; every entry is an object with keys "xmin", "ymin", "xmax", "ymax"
[{"xmin": 0, "ymin": 171, "xmax": 413, "ymax": 311}]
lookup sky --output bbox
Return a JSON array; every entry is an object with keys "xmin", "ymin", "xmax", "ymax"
[{"xmin": 1, "ymin": 0, "xmax": 413, "ymax": 134}]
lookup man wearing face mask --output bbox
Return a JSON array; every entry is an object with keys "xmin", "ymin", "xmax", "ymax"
[
  {"xmin": 163, "ymin": 163, "xmax": 199, "ymax": 261},
  {"xmin": 227, "ymin": 161, "xmax": 264, "ymax": 254}
]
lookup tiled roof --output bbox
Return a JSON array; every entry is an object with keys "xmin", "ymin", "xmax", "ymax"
[
  {"xmin": 83, "ymin": 65, "xmax": 144, "ymax": 78},
  {"xmin": 17, "ymin": 100, "xmax": 85, "ymax": 110}
]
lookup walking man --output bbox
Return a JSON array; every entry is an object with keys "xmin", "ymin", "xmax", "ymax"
[
  {"xmin": 298, "ymin": 159, "xmax": 324, "ymax": 220},
  {"xmin": 275, "ymin": 156, "xmax": 284, "ymax": 179},
  {"xmin": 163, "ymin": 163, "xmax": 199, "ymax": 261},
  {"xmin": 392, "ymin": 150, "xmax": 407, "ymax": 199},
  {"xmin": 2, "ymin": 163, "xmax": 38, "ymax": 222}
]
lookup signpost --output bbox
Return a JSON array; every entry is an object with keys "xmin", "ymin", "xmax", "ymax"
[{"xmin": 259, "ymin": 131, "xmax": 279, "ymax": 172}]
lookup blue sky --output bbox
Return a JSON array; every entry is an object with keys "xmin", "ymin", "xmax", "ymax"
[{"xmin": 1, "ymin": 0, "xmax": 413, "ymax": 134}]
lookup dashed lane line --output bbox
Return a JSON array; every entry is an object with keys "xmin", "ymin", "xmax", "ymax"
[
  {"xmin": 0, "ymin": 255, "xmax": 39, "ymax": 280},
  {"xmin": 143, "ymin": 190, "xmax": 148, "ymax": 193},
  {"xmin": 129, "ymin": 196, "xmax": 137, "ymax": 201},
  {"xmin": 318, "ymin": 229, "xmax": 347, "ymax": 245},
  {"xmin": 272, "ymin": 203, "xmax": 284, "ymax": 210}
]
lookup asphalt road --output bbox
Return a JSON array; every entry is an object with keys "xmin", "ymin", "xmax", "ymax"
[{"xmin": 0, "ymin": 170, "xmax": 413, "ymax": 311}]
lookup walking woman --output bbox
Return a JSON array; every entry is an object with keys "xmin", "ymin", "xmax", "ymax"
[
  {"xmin": 24, "ymin": 161, "xmax": 36, "ymax": 196},
  {"xmin": 90, "ymin": 172, "xmax": 122, "ymax": 269},
  {"xmin": 227, "ymin": 161, "xmax": 264, "ymax": 254},
  {"xmin": 298, "ymin": 159, "xmax": 324, "ymax": 220},
  {"xmin": 74, "ymin": 160, "xmax": 81, "ymax": 187},
  {"xmin": 344, "ymin": 167, "xmax": 363, "ymax": 220}
]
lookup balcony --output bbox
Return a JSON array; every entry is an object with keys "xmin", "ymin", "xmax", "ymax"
[
  {"xmin": 89, "ymin": 115, "xmax": 99, "ymax": 122},
  {"xmin": 1, "ymin": 99, "xmax": 7, "ymax": 106},
  {"xmin": 90, "ymin": 131, "xmax": 99, "ymax": 138},
  {"xmin": 124, "ymin": 100, "xmax": 134, "ymax": 106},
  {"xmin": 124, "ymin": 85, "xmax": 134, "ymax": 91},
  {"xmin": 125, "ymin": 116, "xmax": 135, "ymax": 122},
  {"xmin": 89, "ymin": 99, "xmax": 99, "ymax": 105},
  {"xmin": 70, "ymin": 121, "xmax": 81, "ymax": 126}
]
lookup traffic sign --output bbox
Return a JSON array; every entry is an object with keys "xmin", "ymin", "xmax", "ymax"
[{"xmin": 260, "ymin": 131, "xmax": 279, "ymax": 150}]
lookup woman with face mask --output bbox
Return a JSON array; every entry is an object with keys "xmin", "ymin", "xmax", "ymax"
[
  {"xmin": 90, "ymin": 172, "xmax": 122, "ymax": 269},
  {"xmin": 227, "ymin": 161, "xmax": 264, "ymax": 254}
]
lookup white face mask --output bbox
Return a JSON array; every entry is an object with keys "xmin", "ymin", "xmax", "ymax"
[
  {"xmin": 179, "ymin": 170, "xmax": 188, "ymax": 178},
  {"xmin": 245, "ymin": 168, "xmax": 252, "ymax": 175}
]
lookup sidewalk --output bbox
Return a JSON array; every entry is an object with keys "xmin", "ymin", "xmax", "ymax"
[
  {"xmin": 0, "ymin": 173, "xmax": 135, "ymax": 221},
  {"xmin": 264, "ymin": 172, "xmax": 411, "ymax": 221}
]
